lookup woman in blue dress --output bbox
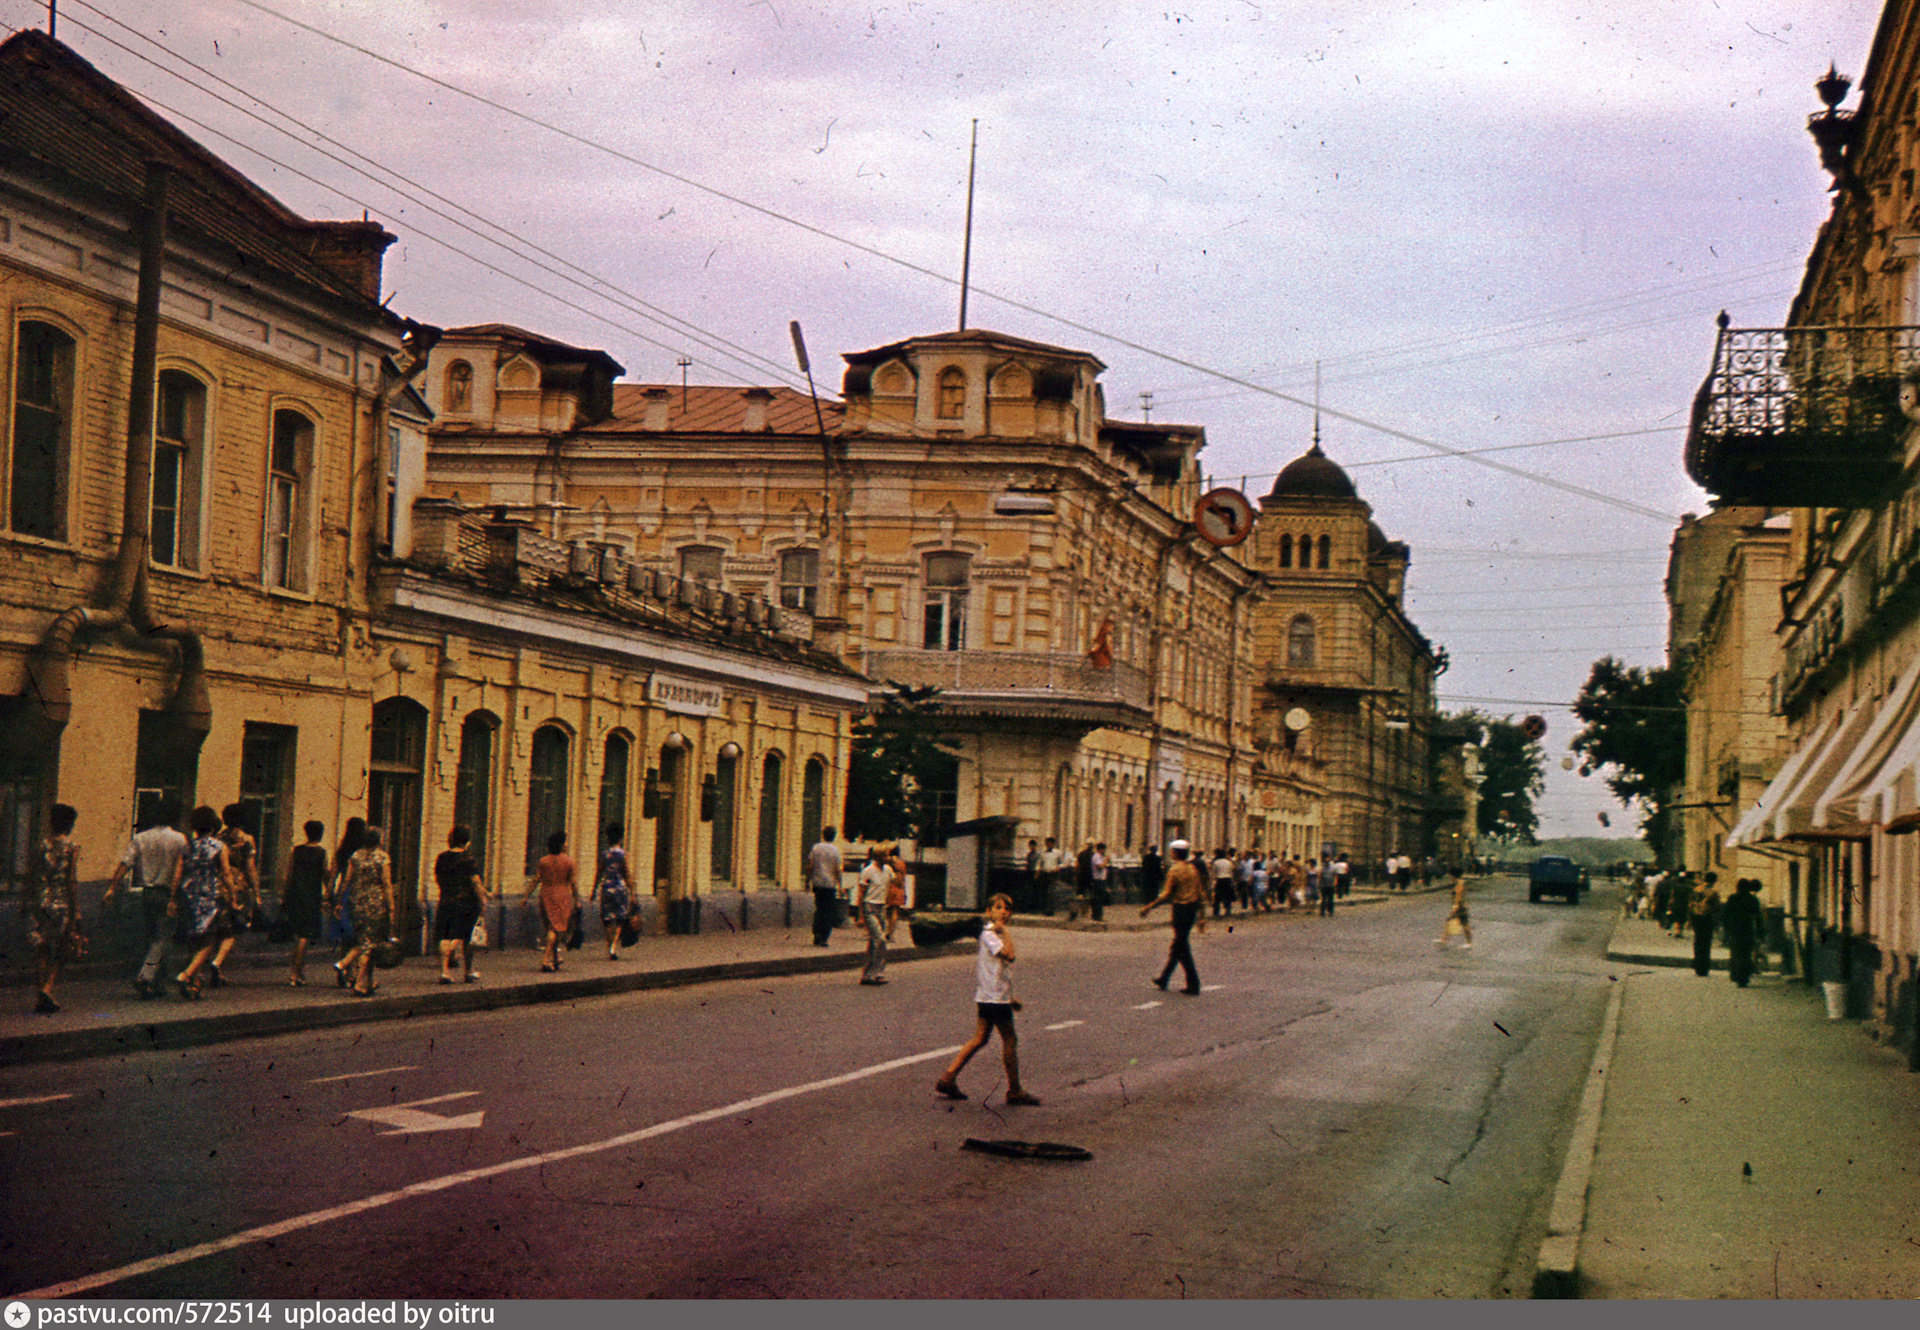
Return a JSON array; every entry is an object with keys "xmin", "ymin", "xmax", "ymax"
[
  {"xmin": 592, "ymin": 822, "xmax": 632, "ymax": 960},
  {"xmin": 171, "ymin": 805, "xmax": 234, "ymax": 999}
]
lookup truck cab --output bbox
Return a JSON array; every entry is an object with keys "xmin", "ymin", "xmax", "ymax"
[{"xmin": 1528, "ymin": 855, "xmax": 1583, "ymax": 904}]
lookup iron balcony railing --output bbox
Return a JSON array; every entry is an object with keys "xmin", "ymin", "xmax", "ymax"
[
  {"xmin": 864, "ymin": 649, "xmax": 1153, "ymax": 717},
  {"xmin": 1685, "ymin": 320, "xmax": 1920, "ymax": 507}
]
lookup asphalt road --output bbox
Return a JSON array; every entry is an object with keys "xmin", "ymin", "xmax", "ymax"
[{"xmin": 0, "ymin": 874, "xmax": 1623, "ymax": 1299}]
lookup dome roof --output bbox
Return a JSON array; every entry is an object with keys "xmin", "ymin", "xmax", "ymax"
[{"xmin": 1264, "ymin": 444, "xmax": 1356, "ymax": 501}]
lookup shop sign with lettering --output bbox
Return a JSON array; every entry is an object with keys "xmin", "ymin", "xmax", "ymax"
[{"xmin": 650, "ymin": 673, "xmax": 725, "ymax": 716}]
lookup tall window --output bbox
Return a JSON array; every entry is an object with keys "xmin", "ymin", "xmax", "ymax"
[
  {"xmin": 922, "ymin": 552, "xmax": 970, "ymax": 651},
  {"xmin": 598, "ymin": 733, "xmax": 630, "ymax": 860},
  {"xmin": 680, "ymin": 544, "xmax": 723, "ymax": 586},
  {"xmin": 711, "ymin": 751, "xmax": 738, "ymax": 883},
  {"xmin": 525, "ymin": 725, "xmax": 571, "ymax": 872},
  {"xmin": 152, "ymin": 371, "xmax": 205, "ymax": 569},
  {"xmin": 444, "ymin": 360, "xmax": 472, "ymax": 413},
  {"xmin": 1288, "ymin": 614, "xmax": 1317, "ymax": 668},
  {"xmin": 779, "ymin": 548, "xmax": 819, "ymax": 614},
  {"xmin": 1278, "ymin": 533, "xmax": 1292, "ymax": 569},
  {"xmin": 453, "ymin": 713, "xmax": 496, "ymax": 874},
  {"xmin": 11, "ymin": 321, "xmax": 74, "ymax": 540},
  {"xmin": 265, "ymin": 409, "xmax": 314, "ymax": 590},
  {"xmin": 801, "ymin": 757, "xmax": 827, "ymax": 856},
  {"xmin": 239, "ymin": 723, "xmax": 296, "ymax": 882},
  {"xmin": 368, "ymin": 698, "xmax": 427, "ymax": 903},
  {"xmin": 1317, "ymin": 534, "xmax": 1331, "ymax": 569},
  {"xmin": 937, "ymin": 367, "xmax": 966, "ymax": 419},
  {"xmin": 756, "ymin": 752, "xmax": 783, "ymax": 883}
]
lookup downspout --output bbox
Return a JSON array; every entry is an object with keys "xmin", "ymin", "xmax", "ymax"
[
  {"xmin": 1223, "ymin": 570, "xmax": 1260, "ymax": 851},
  {"xmin": 27, "ymin": 163, "xmax": 208, "ymax": 737}
]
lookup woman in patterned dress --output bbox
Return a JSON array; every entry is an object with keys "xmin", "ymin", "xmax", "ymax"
[
  {"xmin": 172, "ymin": 805, "xmax": 234, "ymax": 999},
  {"xmin": 23, "ymin": 802, "xmax": 81, "ymax": 1014},
  {"xmin": 336, "ymin": 825, "xmax": 395, "ymax": 997},
  {"xmin": 591, "ymin": 823, "xmax": 631, "ymax": 960},
  {"xmin": 209, "ymin": 802, "xmax": 258, "ymax": 988}
]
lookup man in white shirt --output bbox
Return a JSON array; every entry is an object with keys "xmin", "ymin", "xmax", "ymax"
[
  {"xmin": 1088, "ymin": 842, "xmax": 1110, "ymax": 921},
  {"xmin": 806, "ymin": 826, "xmax": 843, "ymax": 947},
  {"xmin": 103, "ymin": 802, "xmax": 188, "ymax": 998},
  {"xmin": 855, "ymin": 845, "xmax": 892, "ymax": 985},
  {"xmin": 1037, "ymin": 837, "xmax": 1070, "ymax": 917}
]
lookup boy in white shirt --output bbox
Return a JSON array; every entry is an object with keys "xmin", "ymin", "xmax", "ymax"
[{"xmin": 934, "ymin": 893, "xmax": 1040, "ymax": 1106}]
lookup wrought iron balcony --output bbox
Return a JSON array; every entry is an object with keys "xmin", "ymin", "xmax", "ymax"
[
  {"xmin": 863, "ymin": 649, "xmax": 1152, "ymax": 729},
  {"xmin": 1685, "ymin": 320, "xmax": 1919, "ymax": 508}
]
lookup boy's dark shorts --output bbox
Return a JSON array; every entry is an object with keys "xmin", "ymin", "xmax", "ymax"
[{"xmin": 976, "ymin": 1001, "xmax": 1016, "ymax": 1032}]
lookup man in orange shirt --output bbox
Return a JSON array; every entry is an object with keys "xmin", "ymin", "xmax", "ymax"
[{"xmin": 1142, "ymin": 840, "xmax": 1207, "ymax": 995}]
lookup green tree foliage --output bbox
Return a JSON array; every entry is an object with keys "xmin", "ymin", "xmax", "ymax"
[
  {"xmin": 1570, "ymin": 655, "xmax": 1687, "ymax": 850},
  {"xmin": 844, "ymin": 683, "xmax": 961, "ymax": 843},
  {"xmin": 1446, "ymin": 709, "xmax": 1545, "ymax": 844}
]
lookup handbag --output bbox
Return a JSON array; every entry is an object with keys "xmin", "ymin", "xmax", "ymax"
[
  {"xmin": 372, "ymin": 936, "xmax": 404, "ymax": 969},
  {"xmin": 618, "ymin": 910, "xmax": 642, "ymax": 948},
  {"xmin": 566, "ymin": 903, "xmax": 586, "ymax": 951},
  {"xmin": 469, "ymin": 917, "xmax": 489, "ymax": 950}
]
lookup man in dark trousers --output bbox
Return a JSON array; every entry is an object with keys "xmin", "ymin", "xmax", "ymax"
[
  {"xmin": 806, "ymin": 826, "xmax": 843, "ymax": 947},
  {"xmin": 1143, "ymin": 840, "xmax": 1206, "ymax": 995},
  {"xmin": 1141, "ymin": 845, "xmax": 1164, "ymax": 903},
  {"xmin": 1688, "ymin": 872, "xmax": 1722, "ymax": 976},
  {"xmin": 1722, "ymin": 877, "xmax": 1764, "ymax": 987}
]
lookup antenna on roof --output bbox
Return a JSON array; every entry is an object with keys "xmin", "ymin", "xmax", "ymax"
[
  {"xmin": 1139, "ymin": 391, "xmax": 1154, "ymax": 422},
  {"xmin": 48, "ymin": 0, "xmax": 56, "ymax": 38},
  {"xmin": 675, "ymin": 355, "xmax": 692, "ymax": 413},
  {"xmin": 958, "ymin": 119, "xmax": 979, "ymax": 332},
  {"xmin": 790, "ymin": 320, "xmax": 833, "ymax": 537},
  {"xmin": 1312, "ymin": 361, "xmax": 1322, "ymax": 450}
]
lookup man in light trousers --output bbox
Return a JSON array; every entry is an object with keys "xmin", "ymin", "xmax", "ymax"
[{"xmin": 856, "ymin": 845, "xmax": 892, "ymax": 985}]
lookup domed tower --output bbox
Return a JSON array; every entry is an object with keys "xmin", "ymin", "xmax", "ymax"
[{"xmin": 1253, "ymin": 442, "xmax": 1371, "ymax": 578}]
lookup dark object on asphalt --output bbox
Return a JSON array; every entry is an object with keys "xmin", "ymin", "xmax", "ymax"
[
  {"xmin": 909, "ymin": 914, "xmax": 986, "ymax": 947},
  {"xmin": 1528, "ymin": 856, "xmax": 1583, "ymax": 904},
  {"xmin": 1742, "ymin": 1161, "xmax": 1752, "ymax": 1177},
  {"xmin": 962, "ymin": 1138, "xmax": 1092, "ymax": 1162}
]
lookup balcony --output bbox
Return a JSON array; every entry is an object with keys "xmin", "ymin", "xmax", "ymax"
[
  {"xmin": 1685, "ymin": 321, "xmax": 1918, "ymax": 508},
  {"xmin": 863, "ymin": 649, "xmax": 1152, "ymax": 730}
]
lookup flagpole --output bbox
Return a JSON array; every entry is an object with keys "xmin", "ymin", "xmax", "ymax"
[{"xmin": 958, "ymin": 119, "xmax": 978, "ymax": 331}]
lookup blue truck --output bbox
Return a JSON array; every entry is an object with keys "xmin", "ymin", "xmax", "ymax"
[{"xmin": 1528, "ymin": 855, "xmax": 1585, "ymax": 904}]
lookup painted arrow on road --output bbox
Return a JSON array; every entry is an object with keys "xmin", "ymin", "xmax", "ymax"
[{"xmin": 346, "ymin": 1091, "xmax": 484, "ymax": 1136}]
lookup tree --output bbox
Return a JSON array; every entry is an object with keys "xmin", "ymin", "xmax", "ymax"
[
  {"xmin": 1442, "ymin": 709, "xmax": 1545, "ymax": 844},
  {"xmin": 1570, "ymin": 655, "xmax": 1687, "ymax": 853},
  {"xmin": 844, "ymin": 683, "xmax": 961, "ymax": 843}
]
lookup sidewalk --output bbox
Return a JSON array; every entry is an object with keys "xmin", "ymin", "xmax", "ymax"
[
  {"xmin": 0, "ymin": 885, "xmax": 1413, "ymax": 1067},
  {"xmin": 1535, "ymin": 912, "xmax": 1920, "ymax": 1297}
]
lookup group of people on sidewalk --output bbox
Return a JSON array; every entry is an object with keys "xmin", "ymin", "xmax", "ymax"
[{"xmin": 1625, "ymin": 867, "xmax": 1767, "ymax": 987}]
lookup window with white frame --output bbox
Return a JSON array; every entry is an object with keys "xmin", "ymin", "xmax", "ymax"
[
  {"xmin": 265, "ymin": 408, "xmax": 314, "ymax": 591},
  {"xmin": 779, "ymin": 547, "xmax": 818, "ymax": 613},
  {"xmin": 10, "ymin": 320, "xmax": 75, "ymax": 540},
  {"xmin": 922, "ymin": 552, "xmax": 970, "ymax": 651},
  {"xmin": 152, "ymin": 370, "xmax": 205, "ymax": 569}
]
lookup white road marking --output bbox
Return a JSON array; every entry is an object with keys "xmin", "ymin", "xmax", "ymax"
[
  {"xmin": 1043, "ymin": 1020, "xmax": 1084, "ymax": 1031},
  {"xmin": 309, "ymin": 1065, "xmax": 419, "ymax": 1084},
  {"xmin": 0, "ymin": 1093, "xmax": 72, "ymax": 1110},
  {"xmin": 346, "ymin": 1091, "xmax": 484, "ymax": 1137},
  {"xmin": 19, "ymin": 1042, "xmax": 963, "ymax": 1299},
  {"xmin": 1132, "ymin": 1001, "xmax": 1163, "ymax": 1010},
  {"xmin": 1201, "ymin": 984, "xmax": 1225, "ymax": 992}
]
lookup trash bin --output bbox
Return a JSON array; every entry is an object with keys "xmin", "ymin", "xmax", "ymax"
[{"xmin": 1823, "ymin": 980, "xmax": 1849, "ymax": 1020}]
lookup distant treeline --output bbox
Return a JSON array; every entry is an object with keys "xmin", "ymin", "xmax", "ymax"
[{"xmin": 1526, "ymin": 836, "xmax": 1653, "ymax": 867}]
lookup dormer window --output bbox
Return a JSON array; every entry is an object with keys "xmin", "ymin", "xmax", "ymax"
[
  {"xmin": 445, "ymin": 360, "xmax": 472, "ymax": 413},
  {"xmin": 937, "ymin": 367, "xmax": 966, "ymax": 420}
]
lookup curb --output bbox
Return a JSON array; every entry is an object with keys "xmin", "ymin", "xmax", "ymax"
[
  {"xmin": 1533, "ymin": 974, "xmax": 1626, "ymax": 1297},
  {"xmin": 0, "ymin": 939, "xmax": 974, "ymax": 1068}
]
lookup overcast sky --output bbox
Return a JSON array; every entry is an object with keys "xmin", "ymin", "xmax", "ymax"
[{"xmin": 8, "ymin": 0, "xmax": 1885, "ymax": 836}]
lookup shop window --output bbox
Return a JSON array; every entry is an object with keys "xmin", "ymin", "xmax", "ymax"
[
  {"xmin": 756, "ymin": 752, "xmax": 783, "ymax": 883},
  {"xmin": 525, "ymin": 724, "xmax": 570, "ymax": 873},
  {"xmin": 152, "ymin": 370, "xmax": 206, "ymax": 569},
  {"xmin": 711, "ymin": 751, "xmax": 737, "ymax": 883},
  {"xmin": 453, "ymin": 713, "xmax": 496, "ymax": 874},
  {"xmin": 10, "ymin": 321, "xmax": 75, "ymax": 540}
]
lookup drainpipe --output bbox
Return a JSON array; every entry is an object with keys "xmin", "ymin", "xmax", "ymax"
[{"xmin": 26, "ymin": 163, "xmax": 209, "ymax": 737}]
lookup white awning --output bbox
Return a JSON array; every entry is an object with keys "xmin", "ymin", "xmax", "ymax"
[
  {"xmin": 1861, "ymin": 686, "xmax": 1920, "ymax": 832},
  {"xmin": 1725, "ymin": 709, "xmax": 1842, "ymax": 850},
  {"xmin": 1814, "ymin": 657, "xmax": 1920, "ymax": 834},
  {"xmin": 1770, "ymin": 699, "xmax": 1878, "ymax": 842}
]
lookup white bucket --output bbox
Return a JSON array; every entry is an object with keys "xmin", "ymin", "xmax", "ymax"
[{"xmin": 1823, "ymin": 980, "xmax": 1848, "ymax": 1021}]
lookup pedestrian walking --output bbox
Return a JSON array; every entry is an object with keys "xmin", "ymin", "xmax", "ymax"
[
  {"xmin": 592, "ymin": 823, "xmax": 632, "ymax": 960},
  {"xmin": 336, "ymin": 826, "xmax": 396, "ymax": 997},
  {"xmin": 1723, "ymin": 878, "xmax": 1764, "ymax": 987},
  {"xmin": 884, "ymin": 844, "xmax": 908, "ymax": 940},
  {"xmin": 1436, "ymin": 871, "xmax": 1472, "ymax": 948},
  {"xmin": 1250, "ymin": 854, "xmax": 1270, "ymax": 912},
  {"xmin": 933, "ymin": 893, "xmax": 1040, "ymax": 1105},
  {"xmin": 172, "ymin": 805, "xmax": 236, "ymax": 999},
  {"xmin": 1334, "ymin": 855, "xmax": 1351, "ymax": 898},
  {"xmin": 1210, "ymin": 847, "xmax": 1235, "ymax": 917},
  {"xmin": 103, "ymin": 800, "xmax": 186, "ymax": 999},
  {"xmin": 1397, "ymin": 854, "xmax": 1414, "ymax": 893},
  {"xmin": 329, "ymin": 816, "xmax": 368, "ymax": 979},
  {"xmin": 281, "ymin": 820, "xmax": 329, "ymax": 986},
  {"xmin": 856, "ymin": 845, "xmax": 891, "ymax": 985},
  {"xmin": 1319, "ymin": 858, "xmax": 1337, "ymax": 917},
  {"xmin": 1141, "ymin": 844, "xmax": 1164, "ymax": 903},
  {"xmin": 23, "ymin": 802, "xmax": 82, "ymax": 1014},
  {"xmin": 1088, "ymin": 842, "xmax": 1110, "ymax": 922},
  {"xmin": 1234, "ymin": 849, "xmax": 1254, "ymax": 910},
  {"xmin": 527, "ymin": 831, "xmax": 577, "ymax": 973},
  {"xmin": 1075, "ymin": 842, "xmax": 1095, "ymax": 921},
  {"xmin": 1688, "ymin": 873, "xmax": 1721, "ymax": 976},
  {"xmin": 208, "ymin": 803, "xmax": 258, "ymax": 988},
  {"xmin": 433, "ymin": 825, "xmax": 487, "ymax": 983},
  {"xmin": 807, "ymin": 826, "xmax": 842, "ymax": 947},
  {"xmin": 1143, "ymin": 839, "xmax": 1206, "ymax": 995}
]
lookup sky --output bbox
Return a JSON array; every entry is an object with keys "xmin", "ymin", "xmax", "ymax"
[{"xmin": 6, "ymin": 0, "xmax": 1886, "ymax": 836}]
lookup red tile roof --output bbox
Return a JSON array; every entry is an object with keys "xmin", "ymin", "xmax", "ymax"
[{"xmin": 592, "ymin": 383, "xmax": 839, "ymax": 435}]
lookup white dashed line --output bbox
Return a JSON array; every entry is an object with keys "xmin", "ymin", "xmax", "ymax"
[
  {"xmin": 1043, "ymin": 1020, "xmax": 1085, "ymax": 1031},
  {"xmin": 0, "ymin": 1093, "xmax": 72, "ymax": 1110},
  {"xmin": 1201, "ymin": 985, "xmax": 1225, "ymax": 992},
  {"xmin": 1132, "ymin": 1001, "xmax": 1163, "ymax": 1010},
  {"xmin": 309, "ymin": 1065, "xmax": 419, "ymax": 1084}
]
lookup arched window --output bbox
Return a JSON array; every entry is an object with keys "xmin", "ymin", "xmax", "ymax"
[
  {"xmin": 937, "ymin": 367, "xmax": 966, "ymax": 419},
  {"xmin": 265, "ymin": 409, "xmax": 315, "ymax": 591},
  {"xmin": 369, "ymin": 698, "xmax": 428, "ymax": 902},
  {"xmin": 711, "ymin": 749, "xmax": 738, "ymax": 883},
  {"xmin": 1288, "ymin": 614, "xmax": 1317, "ymax": 668},
  {"xmin": 445, "ymin": 360, "xmax": 472, "ymax": 413},
  {"xmin": 1318, "ymin": 534, "xmax": 1332, "ymax": 569},
  {"xmin": 10, "ymin": 320, "xmax": 75, "ymax": 540},
  {"xmin": 1299, "ymin": 532, "xmax": 1313, "ymax": 565},
  {"xmin": 525, "ymin": 725, "xmax": 571, "ymax": 871},
  {"xmin": 756, "ymin": 752, "xmax": 784, "ymax": 883},
  {"xmin": 453, "ymin": 712, "xmax": 497, "ymax": 873},
  {"xmin": 1278, "ymin": 533, "xmax": 1292, "ymax": 569},
  {"xmin": 152, "ymin": 370, "xmax": 207, "ymax": 569},
  {"xmin": 801, "ymin": 757, "xmax": 828, "ymax": 855},
  {"xmin": 598, "ymin": 732, "xmax": 631, "ymax": 859}
]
